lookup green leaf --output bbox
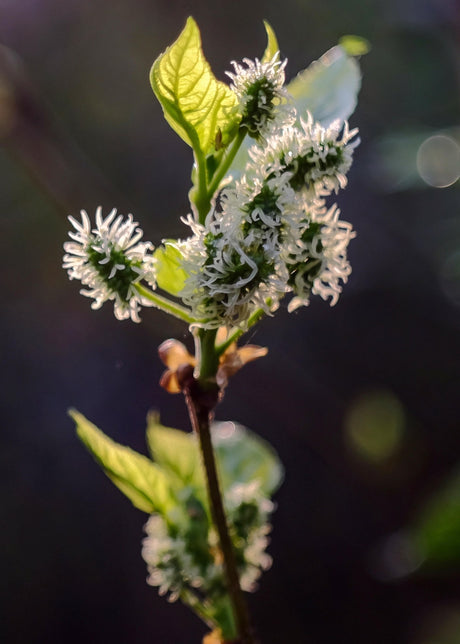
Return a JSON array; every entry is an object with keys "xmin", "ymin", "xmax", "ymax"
[
  {"xmin": 261, "ymin": 20, "xmax": 279, "ymax": 64},
  {"xmin": 147, "ymin": 416, "xmax": 283, "ymax": 498},
  {"xmin": 287, "ymin": 43, "xmax": 362, "ymax": 126},
  {"xmin": 411, "ymin": 468, "xmax": 460, "ymax": 568},
  {"xmin": 150, "ymin": 16, "xmax": 239, "ymax": 156},
  {"xmin": 146, "ymin": 413, "xmax": 203, "ymax": 489},
  {"xmin": 213, "ymin": 421, "xmax": 284, "ymax": 496},
  {"xmin": 153, "ymin": 241, "xmax": 188, "ymax": 296},
  {"xmin": 70, "ymin": 409, "xmax": 175, "ymax": 514},
  {"xmin": 339, "ymin": 35, "xmax": 371, "ymax": 57},
  {"xmin": 229, "ymin": 42, "xmax": 363, "ymax": 178}
]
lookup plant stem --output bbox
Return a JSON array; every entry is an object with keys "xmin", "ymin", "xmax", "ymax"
[
  {"xmin": 215, "ymin": 307, "xmax": 267, "ymax": 357},
  {"xmin": 134, "ymin": 283, "xmax": 197, "ymax": 323},
  {"xmin": 207, "ymin": 129, "xmax": 246, "ymax": 197},
  {"xmin": 183, "ymin": 330, "xmax": 256, "ymax": 644},
  {"xmin": 185, "ymin": 392, "xmax": 255, "ymax": 644},
  {"xmin": 194, "ymin": 147, "xmax": 210, "ymax": 225},
  {"xmin": 196, "ymin": 328, "xmax": 220, "ymax": 381},
  {"xmin": 194, "ymin": 129, "xmax": 246, "ymax": 226},
  {"xmin": 185, "ymin": 127, "xmax": 254, "ymax": 642}
]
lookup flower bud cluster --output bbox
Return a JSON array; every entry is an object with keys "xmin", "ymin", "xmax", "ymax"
[
  {"xmin": 226, "ymin": 53, "xmax": 292, "ymax": 140},
  {"xmin": 225, "ymin": 482, "xmax": 274, "ymax": 592},
  {"xmin": 141, "ymin": 482, "xmax": 274, "ymax": 604},
  {"xmin": 249, "ymin": 113, "xmax": 359, "ymax": 197},
  {"xmin": 63, "ymin": 207, "xmax": 156, "ymax": 322},
  {"xmin": 181, "ymin": 107, "xmax": 358, "ymax": 328},
  {"xmin": 63, "ymin": 53, "xmax": 358, "ymax": 329}
]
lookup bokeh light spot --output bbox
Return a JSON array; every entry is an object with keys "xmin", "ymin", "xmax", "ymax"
[
  {"xmin": 416, "ymin": 135, "xmax": 460, "ymax": 188},
  {"xmin": 345, "ymin": 389, "xmax": 405, "ymax": 462},
  {"xmin": 369, "ymin": 531, "xmax": 423, "ymax": 581}
]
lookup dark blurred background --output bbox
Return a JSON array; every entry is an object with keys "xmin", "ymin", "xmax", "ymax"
[{"xmin": 1, "ymin": 1, "xmax": 460, "ymax": 643}]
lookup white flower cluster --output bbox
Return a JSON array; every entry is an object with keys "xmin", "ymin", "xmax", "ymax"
[
  {"xmin": 224, "ymin": 481, "xmax": 274, "ymax": 592},
  {"xmin": 141, "ymin": 482, "xmax": 274, "ymax": 603},
  {"xmin": 249, "ymin": 113, "xmax": 359, "ymax": 197},
  {"xmin": 142, "ymin": 514, "xmax": 205, "ymax": 602},
  {"xmin": 181, "ymin": 108, "xmax": 358, "ymax": 328},
  {"xmin": 63, "ymin": 207, "xmax": 156, "ymax": 322},
  {"xmin": 226, "ymin": 53, "xmax": 292, "ymax": 140},
  {"xmin": 63, "ymin": 53, "xmax": 358, "ymax": 330}
]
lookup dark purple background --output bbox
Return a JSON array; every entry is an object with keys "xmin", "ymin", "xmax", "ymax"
[{"xmin": 1, "ymin": 1, "xmax": 460, "ymax": 642}]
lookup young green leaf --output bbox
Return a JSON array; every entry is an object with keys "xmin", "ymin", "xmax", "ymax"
[
  {"xmin": 261, "ymin": 20, "xmax": 279, "ymax": 64},
  {"xmin": 153, "ymin": 241, "xmax": 188, "ymax": 296},
  {"xmin": 229, "ymin": 42, "xmax": 363, "ymax": 178},
  {"xmin": 150, "ymin": 17, "xmax": 239, "ymax": 157},
  {"xmin": 339, "ymin": 35, "xmax": 371, "ymax": 57},
  {"xmin": 146, "ymin": 413, "xmax": 203, "ymax": 489},
  {"xmin": 146, "ymin": 417, "xmax": 283, "ymax": 497},
  {"xmin": 287, "ymin": 43, "xmax": 362, "ymax": 126},
  {"xmin": 213, "ymin": 421, "xmax": 284, "ymax": 496},
  {"xmin": 70, "ymin": 410, "xmax": 175, "ymax": 514}
]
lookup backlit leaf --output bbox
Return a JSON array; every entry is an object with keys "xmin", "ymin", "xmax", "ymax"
[
  {"xmin": 287, "ymin": 44, "xmax": 362, "ymax": 126},
  {"xmin": 230, "ymin": 43, "xmax": 362, "ymax": 177},
  {"xmin": 261, "ymin": 21, "xmax": 279, "ymax": 64},
  {"xmin": 150, "ymin": 17, "xmax": 239, "ymax": 156},
  {"xmin": 146, "ymin": 413, "xmax": 203, "ymax": 489},
  {"xmin": 339, "ymin": 35, "xmax": 371, "ymax": 57},
  {"xmin": 70, "ymin": 409, "xmax": 175, "ymax": 514},
  {"xmin": 154, "ymin": 241, "xmax": 188, "ymax": 296},
  {"xmin": 213, "ymin": 421, "xmax": 284, "ymax": 496},
  {"xmin": 146, "ymin": 416, "xmax": 283, "ymax": 498}
]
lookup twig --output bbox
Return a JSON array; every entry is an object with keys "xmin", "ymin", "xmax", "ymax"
[{"xmin": 183, "ymin": 373, "xmax": 256, "ymax": 644}]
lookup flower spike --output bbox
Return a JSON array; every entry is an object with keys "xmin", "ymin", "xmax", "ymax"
[
  {"xmin": 226, "ymin": 53, "xmax": 292, "ymax": 140},
  {"xmin": 63, "ymin": 207, "xmax": 157, "ymax": 322}
]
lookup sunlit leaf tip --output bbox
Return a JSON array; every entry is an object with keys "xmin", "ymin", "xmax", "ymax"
[
  {"xmin": 69, "ymin": 408, "xmax": 175, "ymax": 514},
  {"xmin": 261, "ymin": 20, "xmax": 280, "ymax": 63},
  {"xmin": 339, "ymin": 35, "xmax": 371, "ymax": 57}
]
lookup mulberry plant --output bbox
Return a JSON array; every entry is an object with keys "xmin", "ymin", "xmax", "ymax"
[{"xmin": 64, "ymin": 17, "xmax": 365, "ymax": 644}]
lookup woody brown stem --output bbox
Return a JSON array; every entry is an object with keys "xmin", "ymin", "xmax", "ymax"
[{"xmin": 182, "ymin": 370, "xmax": 256, "ymax": 644}]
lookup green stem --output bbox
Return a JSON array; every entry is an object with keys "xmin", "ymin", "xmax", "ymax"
[
  {"xmin": 194, "ymin": 148, "xmax": 211, "ymax": 225},
  {"xmin": 193, "ymin": 129, "xmax": 246, "ymax": 226},
  {"xmin": 134, "ymin": 283, "xmax": 197, "ymax": 324},
  {"xmin": 180, "ymin": 588, "xmax": 216, "ymax": 630},
  {"xmin": 195, "ymin": 328, "xmax": 219, "ymax": 383},
  {"xmin": 215, "ymin": 304, "xmax": 268, "ymax": 357},
  {"xmin": 207, "ymin": 129, "xmax": 246, "ymax": 198}
]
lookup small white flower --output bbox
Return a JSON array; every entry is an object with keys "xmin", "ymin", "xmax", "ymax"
[
  {"xmin": 239, "ymin": 522, "xmax": 273, "ymax": 592},
  {"xmin": 141, "ymin": 483, "xmax": 276, "ymax": 602},
  {"xmin": 142, "ymin": 514, "xmax": 205, "ymax": 603},
  {"xmin": 180, "ymin": 207, "xmax": 286, "ymax": 329},
  {"xmin": 181, "ymin": 170, "xmax": 307, "ymax": 329},
  {"xmin": 63, "ymin": 206, "xmax": 156, "ymax": 322},
  {"xmin": 226, "ymin": 53, "xmax": 293, "ymax": 139},
  {"xmin": 249, "ymin": 112, "xmax": 360, "ymax": 197},
  {"xmin": 287, "ymin": 203, "xmax": 356, "ymax": 311},
  {"xmin": 142, "ymin": 515, "xmax": 183, "ymax": 601},
  {"xmin": 225, "ymin": 481, "xmax": 275, "ymax": 592},
  {"xmin": 179, "ymin": 110, "xmax": 357, "ymax": 328}
]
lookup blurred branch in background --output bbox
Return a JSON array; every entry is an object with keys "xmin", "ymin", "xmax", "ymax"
[
  {"xmin": 369, "ymin": 128, "xmax": 460, "ymax": 193},
  {"xmin": 0, "ymin": 44, "xmax": 120, "ymax": 215}
]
